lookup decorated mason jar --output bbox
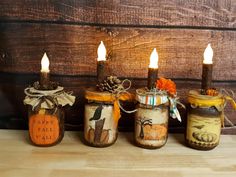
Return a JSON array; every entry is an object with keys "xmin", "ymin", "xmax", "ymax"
[
  {"xmin": 84, "ymin": 81, "xmax": 134, "ymax": 147},
  {"xmin": 135, "ymin": 78, "xmax": 183, "ymax": 149},
  {"xmin": 185, "ymin": 90, "xmax": 226, "ymax": 150},
  {"xmin": 135, "ymin": 91, "xmax": 169, "ymax": 149},
  {"xmin": 24, "ymin": 86, "xmax": 75, "ymax": 147}
]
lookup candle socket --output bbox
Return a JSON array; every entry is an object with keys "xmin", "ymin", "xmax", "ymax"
[
  {"xmin": 97, "ymin": 61, "xmax": 106, "ymax": 84},
  {"xmin": 201, "ymin": 64, "xmax": 213, "ymax": 93},
  {"xmin": 39, "ymin": 72, "xmax": 51, "ymax": 90},
  {"xmin": 147, "ymin": 68, "xmax": 158, "ymax": 90}
]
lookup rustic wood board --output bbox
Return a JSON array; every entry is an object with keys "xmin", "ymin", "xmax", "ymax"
[
  {"xmin": 0, "ymin": 0, "xmax": 235, "ymax": 28},
  {"xmin": 0, "ymin": 130, "xmax": 236, "ymax": 177},
  {"xmin": 0, "ymin": 73, "xmax": 235, "ymax": 134},
  {"xmin": 0, "ymin": 23, "xmax": 235, "ymax": 80}
]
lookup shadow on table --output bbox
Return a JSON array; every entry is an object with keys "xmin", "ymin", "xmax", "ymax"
[{"xmin": 169, "ymin": 133, "xmax": 186, "ymax": 146}]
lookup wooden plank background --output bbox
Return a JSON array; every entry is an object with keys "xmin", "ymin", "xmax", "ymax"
[{"xmin": 0, "ymin": 0, "xmax": 235, "ymax": 134}]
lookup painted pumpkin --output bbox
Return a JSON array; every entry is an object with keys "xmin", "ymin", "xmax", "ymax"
[
  {"xmin": 192, "ymin": 131, "xmax": 217, "ymax": 143},
  {"xmin": 29, "ymin": 112, "xmax": 60, "ymax": 145},
  {"xmin": 143, "ymin": 124, "xmax": 167, "ymax": 140},
  {"xmin": 87, "ymin": 128, "xmax": 110, "ymax": 144}
]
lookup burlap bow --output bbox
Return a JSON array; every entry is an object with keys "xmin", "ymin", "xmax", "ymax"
[{"xmin": 24, "ymin": 86, "xmax": 75, "ymax": 111}]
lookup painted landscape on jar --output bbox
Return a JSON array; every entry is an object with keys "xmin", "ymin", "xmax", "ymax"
[{"xmin": 136, "ymin": 117, "xmax": 167, "ymax": 141}]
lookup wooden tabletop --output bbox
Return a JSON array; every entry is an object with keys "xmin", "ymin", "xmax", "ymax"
[{"xmin": 0, "ymin": 130, "xmax": 235, "ymax": 177}]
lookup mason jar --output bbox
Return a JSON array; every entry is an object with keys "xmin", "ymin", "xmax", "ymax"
[
  {"xmin": 135, "ymin": 101, "xmax": 169, "ymax": 149},
  {"xmin": 28, "ymin": 107, "xmax": 64, "ymax": 147},
  {"xmin": 186, "ymin": 90, "xmax": 224, "ymax": 150},
  {"xmin": 84, "ymin": 89, "xmax": 118, "ymax": 147}
]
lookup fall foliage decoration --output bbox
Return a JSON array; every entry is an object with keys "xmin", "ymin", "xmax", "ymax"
[
  {"xmin": 206, "ymin": 88, "xmax": 219, "ymax": 96},
  {"xmin": 156, "ymin": 77, "xmax": 176, "ymax": 96}
]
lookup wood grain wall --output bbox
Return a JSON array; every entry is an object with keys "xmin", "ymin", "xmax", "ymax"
[{"xmin": 0, "ymin": 0, "xmax": 235, "ymax": 134}]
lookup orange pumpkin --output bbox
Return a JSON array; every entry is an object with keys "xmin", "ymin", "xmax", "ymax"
[
  {"xmin": 29, "ymin": 113, "xmax": 60, "ymax": 145},
  {"xmin": 143, "ymin": 124, "xmax": 167, "ymax": 140},
  {"xmin": 87, "ymin": 128, "xmax": 110, "ymax": 144}
]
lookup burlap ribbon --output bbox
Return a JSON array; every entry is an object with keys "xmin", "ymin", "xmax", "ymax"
[
  {"xmin": 85, "ymin": 89, "xmax": 135, "ymax": 125},
  {"xmin": 24, "ymin": 86, "xmax": 75, "ymax": 111}
]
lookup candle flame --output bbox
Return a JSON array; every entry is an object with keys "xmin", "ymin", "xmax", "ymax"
[
  {"xmin": 149, "ymin": 48, "xmax": 158, "ymax": 68},
  {"xmin": 41, "ymin": 52, "xmax": 50, "ymax": 72},
  {"xmin": 203, "ymin": 44, "xmax": 213, "ymax": 64},
  {"xmin": 97, "ymin": 41, "xmax": 106, "ymax": 61}
]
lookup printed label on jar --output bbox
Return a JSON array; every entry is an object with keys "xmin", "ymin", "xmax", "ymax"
[
  {"xmin": 186, "ymin": 114, "xmax": 221, "ymax": 145},
  {"xmin": 29, "ymin": 114, "xmax": 60, "ymax": 145}
]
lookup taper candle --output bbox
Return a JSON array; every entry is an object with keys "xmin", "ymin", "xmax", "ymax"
[
  {"xmin": 147, "ymin": 48, "xmax": 158, "ymax": 90},
  {"xmin": 201, "ymin": 44, "xmax": 213, "ymax": 92},
  {"xmin": 97, "ymin": 41, "xmax": 106, "ymax": 84},
  {"xmin": 40, "ymin": 52, "xmax": 50, "ymax": 89}
]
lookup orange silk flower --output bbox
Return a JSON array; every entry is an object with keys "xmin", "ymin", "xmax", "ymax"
[{"xmin": 156, "ymin": 77, "xmax": 176, "ymax": 96}]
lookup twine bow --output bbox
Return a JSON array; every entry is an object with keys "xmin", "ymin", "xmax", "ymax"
[{"xmin": 85, "ymin": 80, "xmax": 135, "ymax": 126}]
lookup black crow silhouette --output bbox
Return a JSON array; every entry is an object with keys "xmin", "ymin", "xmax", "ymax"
[
  {"xmin": 192, "ymin": 125, "xmax": 205, "ymax": 129},
  {"xmin": 89, "ymin": 104, "xmax": 104, "ymax": 121}
]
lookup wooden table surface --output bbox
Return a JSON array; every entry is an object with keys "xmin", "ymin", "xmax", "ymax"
[{"xmin": 0, "ymin": 130, "xmax": 235, "ymax": 177}]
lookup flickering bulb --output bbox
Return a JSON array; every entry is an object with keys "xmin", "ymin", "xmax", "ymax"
[
  {"xmin": 41, "ymin": 52, "xmax": 50, "ymax": 72},
  {"xmin": 97, "ymin": 41, "xmax": 106, "ymax": 61},
  {"xmin": 203, "ymin": 44, "xmax": 213, "ymax": 64},
  {"xmin": 149, "ymin": 48, "xmax": 158, "ymax": 69}
]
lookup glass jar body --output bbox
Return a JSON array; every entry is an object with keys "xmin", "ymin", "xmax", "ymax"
[
  {"xmin": 28, "ymin": 107, "xmax": 64, "ymax": 147},
  {"xmin": 134, "ymin": 103, "xmax": 169, "ymax": 149},
  {"xmin": 186, "ymin": 105, "xmax": 222, "ymax": 150},
  {"xmin": 84, "ymin": 101, "xmax": 118, "ymax": 147}
]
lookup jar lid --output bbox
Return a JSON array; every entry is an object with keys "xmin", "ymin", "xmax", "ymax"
[
  {"xmin": 136, "ymin": 88, "xmax": 169, "ymax": 106},
  {"xmin": 24, "ymin": 86, "xmax": 75, "ymax": 110},
  {"xmin": 85, "ymin": 87, "xmax": 134, "ymax": 103},
  {"xmin": 85, "ymin": 87, "xmax": 116, "ymax": 102},
  {"xmin": 188, "ymin": 90, "xmax": 225, "ymax": 110}
]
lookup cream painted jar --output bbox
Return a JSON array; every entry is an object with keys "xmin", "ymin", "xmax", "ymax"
[
  {"xmin": 135, "ymin": 89, "xmax": 169, "ymax": 149},
  {"xmin": 84, "ymin": 88, "xmax": 121, "ymax": 147},
  {"xmin": 84, "ymin": 102, "xmax": 118, "ymax": 147}
]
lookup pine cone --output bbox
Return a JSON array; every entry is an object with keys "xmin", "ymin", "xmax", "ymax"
[{"xmin": 97, "ymin": 76, "xmax": 122, "ymax": 92}]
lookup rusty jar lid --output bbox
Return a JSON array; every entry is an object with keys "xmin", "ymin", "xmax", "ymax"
[{"xmin": 188, "ymin": 90, "xmax": 225, "ymax": 111}]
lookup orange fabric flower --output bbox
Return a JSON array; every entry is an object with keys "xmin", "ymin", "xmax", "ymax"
[{"xmin": 156, "ymin": 77, "xmax": 176, "ymax": 96}]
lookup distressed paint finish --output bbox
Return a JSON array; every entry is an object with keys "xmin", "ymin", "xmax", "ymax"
[
  {"xmin": 135, "ymin": 104, "xmax": 169, "ymax": 148},
  {"xmin": 84, "ymin": 104, "xmax": 117, "ymax": 147},
  {"xmin": 0, "ymin": 0, "xmax": 235, "ymax": 133}
]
